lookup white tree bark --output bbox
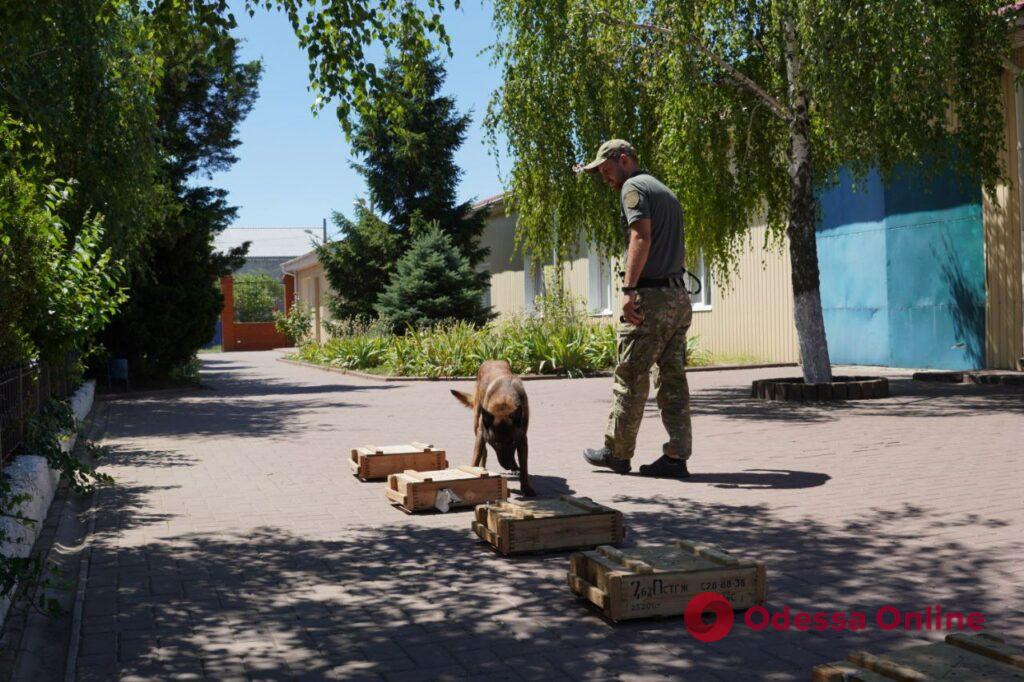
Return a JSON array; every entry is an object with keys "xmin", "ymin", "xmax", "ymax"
[{"xmin": 784, "ymin": 8, "xmax": 832, "ymax": 385}]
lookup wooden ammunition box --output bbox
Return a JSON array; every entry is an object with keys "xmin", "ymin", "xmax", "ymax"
[
  {"xmin": 472, "ymin": 496, "xmax": 624, "ymax": 555},
  {"xmin": 812, "ymin": 632, "xmax": 1024, "ymax": 681},
  {"xmin": 349, "ymin": 442, "xmax": 447, "ymax": 480},
  {"xmin": 567, "ymin": 541, "xmax": 767, "ymax": 622},
  {"xmin": 385, "ymin": 466, "xmax": 507, "ymax": 513}
]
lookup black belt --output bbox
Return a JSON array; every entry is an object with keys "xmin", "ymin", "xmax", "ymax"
[
  {"xmin": 634, "ymin": 270, "xmax": 702, "ymax": 295},
  {"xmin": 636, "ymin": 276, "xmax": 674, "ymax": 288}
]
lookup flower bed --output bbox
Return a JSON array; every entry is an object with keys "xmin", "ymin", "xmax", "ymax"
[{"xmin": 293, "ymin": 317, "xmax": 713, "ymax": 378}]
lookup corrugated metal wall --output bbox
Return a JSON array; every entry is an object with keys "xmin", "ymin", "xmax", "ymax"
[
  {"xmin": 982, "ymin": 47, "xmax": 1024, "ymax": 369},
  {"xmin": 689, "ymin": 225, "xmax": 799, "ymax": 363},
  {"xmin": 480, "ymin": 210, "xmax": 527, "ymax": 316}
]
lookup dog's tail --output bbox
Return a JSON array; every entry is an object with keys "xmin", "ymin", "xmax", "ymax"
[{"xmin": 450, "ymin": 390, "xmax": 474, "ymax": 409}]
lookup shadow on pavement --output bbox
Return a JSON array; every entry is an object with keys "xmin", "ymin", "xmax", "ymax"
[
  {"xmin": 681, "ymin": 379, "xmax": 1024, "ymax": 424},
  {"xmin": 76, "ymin": 497, "xmax": 1023, "ymax": 680}
]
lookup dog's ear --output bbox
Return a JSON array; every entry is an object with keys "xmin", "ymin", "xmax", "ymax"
[{"xmin": 450, "ymin": 390, "xmax": 475, "ymax": 409}]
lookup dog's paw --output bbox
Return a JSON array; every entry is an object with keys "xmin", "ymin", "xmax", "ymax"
[{"xmin": 520, "ymin": 486, "xmax": 537, "ymax": 497}]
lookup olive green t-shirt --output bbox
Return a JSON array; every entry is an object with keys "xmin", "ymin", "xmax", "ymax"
[{"xmin": 620, "ymin": 172, "xmax": 685, "ymax": 280}]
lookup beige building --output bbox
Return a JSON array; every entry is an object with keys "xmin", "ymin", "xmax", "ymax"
[
  {"xmin": 280, "ymin": 195, "xmax": 799, "ymax": 363},
  {"xmin": 281, "ymin": 250, "xmax": 332, "ymax": 343},
  {"xmin": 478, "ymin": 194, "xmax": 800, "ymax": 364}
]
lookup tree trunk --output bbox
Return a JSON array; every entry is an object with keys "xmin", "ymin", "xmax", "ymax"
[{"xmin": 783, "ymin": 11, "xmax": 832, "ymax": 384}]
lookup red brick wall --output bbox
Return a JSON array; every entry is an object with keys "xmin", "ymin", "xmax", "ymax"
[{"xmin": 220, "ymin": 275, "xmax": 291, "ymax": 352}]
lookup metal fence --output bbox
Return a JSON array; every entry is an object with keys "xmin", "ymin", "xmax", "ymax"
[{"xmin": 0, "ymin": 358, "xmax": 71, "ymax": 468}]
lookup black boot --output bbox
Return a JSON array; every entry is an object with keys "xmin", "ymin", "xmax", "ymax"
[
  {"xmin": 639, "ymin": 455, "xmax": 690, "ymax": 479},
  {"xmin": 583, "ymin": 447, "xmax": 631, "ymax": 474}
]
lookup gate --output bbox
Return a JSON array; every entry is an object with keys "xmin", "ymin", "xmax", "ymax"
[{"xmin": 220, "ymin": 274, "xmax": 295, "ymax": 351}]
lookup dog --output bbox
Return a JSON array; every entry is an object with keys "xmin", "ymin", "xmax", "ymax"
[{"xmin": 451, "ymin": 360, "xmax": 534, "ymax": 497}]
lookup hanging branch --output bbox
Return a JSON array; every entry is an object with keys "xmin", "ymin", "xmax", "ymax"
[{"xmin": 594, "ymin": 10, "xmax": 792, "ymax": 122}]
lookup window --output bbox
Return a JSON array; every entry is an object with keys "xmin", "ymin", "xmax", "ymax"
[
  {"xmin": 689, "ymin": 253, "xmax": 713, "ymax": 311},
  {"xmin": 587, "ymin": 249, "xmax": 615, "ymax": 316},
  {"xmin": 523, "ymin": 254, "xmax": 547, "ymax": 312}
]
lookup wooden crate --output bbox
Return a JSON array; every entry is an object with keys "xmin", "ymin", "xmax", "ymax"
[
  {"xmin": 349, "ymin": 442, "xmax": 447, "ymax": 480},
  {"xmin": 812, "ymin": 632, "xmax": 1024, "ymax": 681},
  {"xmin": 567, "ymin": 541, "xmax": 767, "ymax": 622},
  {"xmin": 385, "ymin": 466, "xmax": 508, "ymax": 513},
  {"xmin": 472, "ymin": 496, "xmax": 624, "ymax": 555}
]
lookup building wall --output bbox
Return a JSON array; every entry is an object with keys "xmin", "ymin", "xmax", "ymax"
[
  {"xmin": 818, "ymin": 166, "xmax": 987, "ymax": 370},
  {"xmin": 689, "ymin": 226, "xmax": 799, "ymax": 364},
  {"xmin": 480, "ymin": 210, "xmax": 527, "ymax": 316},
  {"xmin": 982, "ymin": 46, "xmax": 1024, "ymax": 369},
  {"xmin": 293, "ymin": 263, "xmax": 331, "ymax": 342},
  {"xmin": 481, "ymin": 208, "xmax": 800, "ymax": 364}
]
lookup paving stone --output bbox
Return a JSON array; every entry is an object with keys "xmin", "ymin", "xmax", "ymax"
[{"xmin": 65, "ymin": 353, "xmax": 1024, "ymax": 680}]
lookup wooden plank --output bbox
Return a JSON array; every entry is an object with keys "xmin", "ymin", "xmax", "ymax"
[
  {"xmin": 350, "ymin": 443, "xmax": 447, "ymax": 480},
  {"xmin": 848, "ymin": 651, "xmax": 927, "ymax": 680},
  {"xmin": 676, "ymin": 539, "xmax": 741, "ymax": 567},
  {"xmin": 946, "ymin": 633, "xmax": 1024, "ymax": 669},
  {"xmin": 875, "ymin": 640, "xmax": 1024, "ymax": 680},
  {"xmin": 811, "ymin": 661, "xmax": 893, "ymax": 682},
  {"xmin": 387, "ymin": 467, "xmax": 507, "ymax": 513},
  {"xmin": 817, "ymin": 634, "xmax": 1024, "ymax": 682},
  {"xmin": 567, "ymin": 543, "xmax": 766, "ymax": 621},
  {"xmin": 474, "ymin": 497, "xmax": 623, "ymax": 555}
]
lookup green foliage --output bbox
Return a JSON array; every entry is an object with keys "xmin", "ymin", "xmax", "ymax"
[
  {"xmin": 318, "ymin": 203, "xmax": 401, "ymax": 319},
  {"xmin": 274, "ymin": 302, "xmax": 314, "ymax": 345},
  {"xmin": 321, "ymin": 53, "xmax": 490, "ymax": 321},
  {"xmin": 485, "ymin": 0, "xmax": 1011, "ymax": 279},
  {"xmin": 26, "ymin": 400, "xmax": 113, "ymax": 495},
  {"xmin": 0, "ymin": 1, "xmax": 169, "ymax": 265},
  {"xmin": 375, "ymin": 224, "xmax": 491, "ymax": 333},
  {"xmin": 244, "ymin": 0, "xmax": 453, "ymax": 135},
  {"xmin": 0, "ymin": 114, "xmax": 127, "ymax": 365},
  {"xmin": 350, "ymin": 54, "xmax": 489, "ymax": 266},
  {"xmin": 233, "ymin": 273, "xmax": 284, "ymax": 323},
  {"xmin": 103, "ymin": 7, "xmax": 258, "ymax": 378}
]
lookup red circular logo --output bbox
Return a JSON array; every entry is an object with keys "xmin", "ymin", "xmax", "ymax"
[{"xmin": 684, "ymin": 592, "xmax": 735, "ymax": 642}]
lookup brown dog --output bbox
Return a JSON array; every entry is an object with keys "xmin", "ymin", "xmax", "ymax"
[{"xmin": 451, "ymin": 360, "xmax": 534, "ymax": 496}]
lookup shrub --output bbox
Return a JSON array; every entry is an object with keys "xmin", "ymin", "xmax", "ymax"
[{"xmin": 274, "ymin": 302, "xmax": 313, "ymax": 345}]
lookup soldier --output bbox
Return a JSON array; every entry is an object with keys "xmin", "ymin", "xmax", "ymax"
[{"xmin": 580, "ymin": 139, "xmax": 693, "ymax": 479}]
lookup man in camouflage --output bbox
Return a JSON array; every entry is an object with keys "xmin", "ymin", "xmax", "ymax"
[{"xmin": 580, "ymin": 140, "xmax": 693, "ymax": 478}]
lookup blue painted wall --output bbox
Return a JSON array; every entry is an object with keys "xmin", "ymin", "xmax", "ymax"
[{"xmin": 817, "ymin": 165, "xmax": 986, "ymax": 369}]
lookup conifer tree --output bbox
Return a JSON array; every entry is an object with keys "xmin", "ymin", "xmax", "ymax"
[{"xmin": 375, "ymin": 223, "xmax": 490, "ymax": 333}]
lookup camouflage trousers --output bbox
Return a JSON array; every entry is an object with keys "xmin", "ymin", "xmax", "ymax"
[{"xmin": 604, "ymin": 286, "xmax": 693, "ymax": 461}]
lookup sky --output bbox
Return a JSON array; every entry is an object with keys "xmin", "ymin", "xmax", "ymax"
[{"xmin": 210, "ymin": 0, "xmax": 507, "ymax": 250}]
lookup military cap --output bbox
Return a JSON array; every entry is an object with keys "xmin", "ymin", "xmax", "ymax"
[{"xmin": 581, "ymin": 139, "xmax": 637, "ymax": 173}]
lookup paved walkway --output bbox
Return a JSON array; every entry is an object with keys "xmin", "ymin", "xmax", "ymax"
[{"xmin": 72, "ymin": 352, "xmax": 1024, "ymax": 680}]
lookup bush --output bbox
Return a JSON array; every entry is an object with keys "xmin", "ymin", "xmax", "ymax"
[{"xmin": 274, "ymin": 302, "xmax": 313, "ymax": 345}]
